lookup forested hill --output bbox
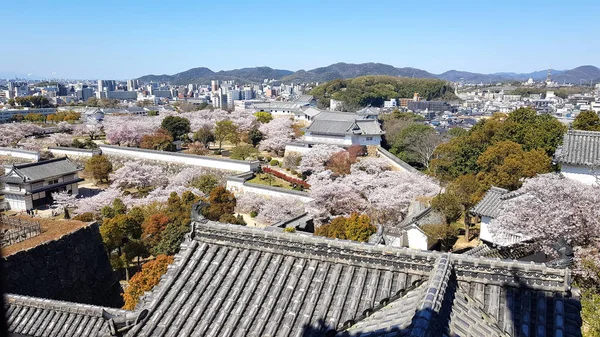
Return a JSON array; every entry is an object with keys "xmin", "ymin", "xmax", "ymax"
[
  {"xmin": 137, "ymin": 67, "xmax": 293, "ymax": 85},
  {"xmin": 136, "ymin": 63, "xmax": 600, "ymax": 85},
  {"xmin": 309, "ymin": 76, "xmax": 458, "ymax": 110}
]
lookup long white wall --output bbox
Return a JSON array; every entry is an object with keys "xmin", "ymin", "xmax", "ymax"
[
  {"xmin": 376, "ymin": 147, "xmax": 418, "ymax": 173},
  {"xmin": 0, "ymin": 148, "xmax": 40, "ymax": 162},
  {"xmin": 48, "ymin": 147, "xmax": 99, "ymax": 158},
  {"xmin": 561, "ymin": 164, "xmax": 598, "ymax": 185},
  {"xmin": 99, "ymin": 145, "xmax": 259, "ymax": 172}
]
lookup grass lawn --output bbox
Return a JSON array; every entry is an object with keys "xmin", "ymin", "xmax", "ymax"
[{"xmin": 247, "ymin": 173, "xmax": 293, "ymax": 189}]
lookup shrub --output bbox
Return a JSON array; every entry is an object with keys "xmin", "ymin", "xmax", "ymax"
[
  {"xmin": 283, "ymin": 227, "xmax": 296, "ymax": 233},
  {"xmin": 122, "ymin": 255, "xmax": 174, "ymax": 310},
  {"xmin": 270, "ymin": 159, "xmax": 279, "ymax": 166},
  {"xmin": 266, "ymin": 156, "xmax": 272, "ymax": 162},
  {"xmin": 285, "ymin": 167, "xmax": 290, "ymax": 171},
  {"xmin": 262, "ymin": 167, "xmax": 310, "ymax": 189},
  {"xmin": 73, "ymin": 212, "xmax": 96, "ymax": 222},
  {"xmin": 250, "ymin": 211, "xmax": 258, "ymax": 218}
]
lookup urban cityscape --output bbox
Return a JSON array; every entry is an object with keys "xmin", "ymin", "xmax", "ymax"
[{"xmin": 1, "ymin": 1, "xmax": 600, "ymax": 337}]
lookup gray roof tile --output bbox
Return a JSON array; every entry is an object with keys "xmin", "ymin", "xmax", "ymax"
[
  {"xmin": 4, "ymin": 219, "xmax": 583, "ymax": 337},
  {"xmin": 470, "ymin": 186, "xmax": 509, "ymax": 218},
  {"xmin": 2, "ymin": 157, "xmax": 81, "ymax": 183},
  {"xmin": 555, "ymin": 130, "xmax": 600, "ymax": 166}
]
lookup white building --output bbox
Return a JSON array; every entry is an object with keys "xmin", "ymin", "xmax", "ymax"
[
  {"xmin": 555, "ymin": 129, "xmax": 600, "ymax": 185},
  {"xmin": 471, "ymin": 187, "xmax": 527, "ymax": 246},
  {"xmin": 0, "ymin": 157, "xmax": 83, "ymax": 211},
  {"xmin": 302, "ymin": 111, "xmax": 384, "ymax": 146},
  {"xmin": 384, "ymin": 98, "xmax": 397, "ymax": 108}
]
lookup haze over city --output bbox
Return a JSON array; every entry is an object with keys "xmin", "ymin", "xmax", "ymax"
[{"xmin": 2, "ymin": 0, "xmax": 600, "ymax": 79}]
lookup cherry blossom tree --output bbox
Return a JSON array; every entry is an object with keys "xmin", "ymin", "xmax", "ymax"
[
  {"xmin": 74, "ymin": 123, "xmax": 103, "ymax": 140},
  {"xmin": 49, "ymin": 133, "xmax": 73, "ymax": 146},
  {"xmin": 110, "ymin": 161, "xmax": 169, "ymax": 190},
  {"xmin": 307, "ymin": 158, "xmax": 440, "ymax": 225},
  {"xmin": 51, "ymin": 191, "xmax": 77, "ymax": 211},
  {"xmin": 258, "ymin": 117, "xmax": 294, "ymax": 153},
  {"xmin": 490, "ymin": 173, "xmax": 600, "ymax": 281},
  {"xmin": 73, "ymin": 188, "xmax": 121, "ymax": 215},
  {"xmin": 255, "ymin": 197, "xmax": 305, "ymax": 225},
  {"xmin": 298, "ymin": 144, "xmax": 345, "ymax": 174},
  {"xmin": 235, "ymin": 193, "xmax": 264, "ymax": 214},
  {"xmin": 234, "ymin": 192, "xmax": 306, "ymax": 225},
  {"xmin": 0, "ymin": 123, "xmax": 43, "ymax": 147}
]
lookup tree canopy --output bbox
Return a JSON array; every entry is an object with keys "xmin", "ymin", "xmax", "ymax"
[
  {"xmin": 573, "ymin": 110, "xmax": 600, "ymax": 131},
  {"xmin": 161, "ymin": 116, "xmax": 191, "ymax": 140},
  {"xmin": 310, "ymin": 76, "xmax": 457, "ymax": 111},
  {"xmin": 430, "ymin": 108, "xmax": 565, "ymax": 186},
  {"xmin": 315, "ymin": 213, "xmax": 376, "ymax": 242}
]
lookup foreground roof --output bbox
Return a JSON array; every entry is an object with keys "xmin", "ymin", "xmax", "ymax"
[
  {"xmin": 555, "ymin": 129, "xmax": 600, "ymax": 166},
  {"xmin": 5, "ymin": 294, "xmax": 130, "ymax": 337},
  {"xmin": 5, "ymin": 219, "xmax": 582, "ymax": 337}
]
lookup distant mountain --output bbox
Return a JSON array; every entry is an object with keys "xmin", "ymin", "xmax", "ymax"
[
  {"xmin": 552, "ymin": 65, "xmax": 600, "ymax": 84},
  {"xmin": 281, "ymin": 62, "xmax": 435, "ymax": 83},
  {"xmin": 437, "ymin": 70, "xmax": 508, "ymax": 83},
  {"xmin": 137, "ymin": 67, "xmax": 293, "ymax": 85},
  {"xmin": 136, "ymin": 63, "xmax": 600, "ymax": 85}
]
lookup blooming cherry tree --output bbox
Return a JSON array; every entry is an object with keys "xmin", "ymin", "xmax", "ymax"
[
  {"xmin": 258, "ymin": 117, "xmax": 294, "ymax": 153},
  {"xmin": 490, "ymin": 173, "xmax": 600, "ymax": 280},
  {"xmin": 298, "ymin": 144, "xmax": 345, "ymax": 174},
  {"xmin": 307, "ymin": 158, "xmax": 440, "ymax": 225},
  {"xmin": 51, "ymin": 191, "xmax": 77, "ymax": 211},
  {"xmin": 110, "ymin": 161, "xmax": 169, "ymax": 190}
]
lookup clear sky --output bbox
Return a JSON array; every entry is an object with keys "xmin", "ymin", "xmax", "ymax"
[{"xmin": 2, "ymin": 0, "xmax": 599, "ymax": 79}]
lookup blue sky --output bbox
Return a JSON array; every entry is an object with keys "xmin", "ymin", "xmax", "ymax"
[{"xmin": 2, "ymin": 0, "xmax": 599, "ymax": 79}]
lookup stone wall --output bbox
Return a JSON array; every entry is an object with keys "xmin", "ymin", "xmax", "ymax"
[{"xmin": 2, "ymin": 222, "xmax": 123, "ymax": 307}]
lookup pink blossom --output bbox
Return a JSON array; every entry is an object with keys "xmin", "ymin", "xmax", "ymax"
[
  {"xmin": 258, "ymin": 117, "xmax": 294, "ymax": 153},
  {"xmin": 298, "ymin": 144, "xmax": 345, "ymax": 174}
]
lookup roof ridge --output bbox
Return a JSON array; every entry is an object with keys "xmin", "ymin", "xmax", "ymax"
[
  {"xmin": 13, "ymin": 156, "xmax": 69, "ymax": 169},
  {"xmin": 5, "ymin": 293, "xmax": 128, "ymax": 317},
  {"xmin": 408, "ymin": 254, "xmax": 452, "ymax": 337}
]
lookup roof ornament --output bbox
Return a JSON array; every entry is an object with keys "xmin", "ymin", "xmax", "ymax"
[
  {"xmin": 188, "ymin": 201, "xmax": 210, "ymax": 240},
  {"xmin": 102, "ymin": 309, "xmax": 148, "ymax": 336},
  {"xmin": 546, "ymin": 238, "xmax": 574, "ymax": 269}
]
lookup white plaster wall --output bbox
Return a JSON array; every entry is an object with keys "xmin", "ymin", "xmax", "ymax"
[
  {"xmin": 479, "ymin": 217, "xmax": 492, "ymax": 242},
  {"xmin": 284, "ymin": 145, "xmax": 312, "ymax": 155},
  {"xmin": 406, "ymin": 227, "xmax": 428, "ymax": 250},
  {"xmin": 226, "ymin": 180, "xmax": 313, "ymax": 203},
  {"xmin": 49, "ymin": 148, "xmax": 95, "ymax": 158},
  {"xmin": 561, "ymin": 164, "xmax": 599, "ymax": 186},
  {"xmin": 99, "ymin": 145, "xmax": 259, "ymax": 172},
  {"xmin": 353, "ymin": 135, "xmax": 382, "ymax": 146},
  {"xmin": 303, "ymin": 134, "xmax": 352, "ymax": 145},
  {"xmin": 0, "ymin": 148, "xmax": 40, "ymax": 161}
]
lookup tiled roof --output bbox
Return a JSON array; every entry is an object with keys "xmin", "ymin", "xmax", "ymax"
[
  {"xmin": 470, "ymin": 187, "xmax": 509, "ymax": 218},
  {"xmin": 4, "ymin": 219, "xmax": 582, "ymax": 337},
  {"xmin": 5, "ymin": 294, "xmax": 129, "ymax": 337},
  {"xmin": 2, "ymin": 157, "xmax": 81, "ymax": 183},
  {"xmin": 305, "ymin": 119, "xmax": 384, "ymax": 136},
  {"xmin": 555, "ymin": 130, "xmax": 600, "ymax": 166}
]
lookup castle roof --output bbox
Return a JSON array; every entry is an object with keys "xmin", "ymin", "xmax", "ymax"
[{"xmin": 5, "ymin": 220, "xmax": 582, "ymax": 337}]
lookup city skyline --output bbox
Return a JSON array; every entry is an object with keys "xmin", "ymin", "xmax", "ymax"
[{"xmin": 2, "ymin": 0, "xmax": 600, "ymax": 79}]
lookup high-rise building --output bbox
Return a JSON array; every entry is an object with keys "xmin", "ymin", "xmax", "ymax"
[
  {"xmin": 211, "ymin": 80, "xmax": 219, "ymax": 92},
  {"xmin": 127, "ymin": 79, "xmax": 139, "ymax": 91},
  {"xmin": 82, "ymin": 87, "xmax": 94, "ymax": 101},
  {"xmin": 227, "ymin": 89, "xmax": 240, "ymax": 107}
]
